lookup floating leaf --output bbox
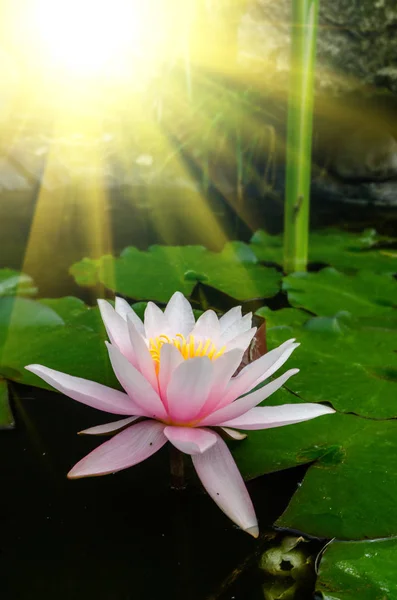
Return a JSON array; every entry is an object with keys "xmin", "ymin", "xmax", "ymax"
[
  {"xmin": 256, "ymin": 307, "xmax": 397, "ymax": 419},
  {"xmin": 0, "ymin": 269, "xmax": 38, "ymax": 297},
  {"xmin": 38, "ymin": 297, "xmax": 89, "ymax": 323},
  {"xmin": 0, "ymin": 297, "xmax": 118, "ymax": 391},
  {"xmin": 283, "ymin": 269, "xmax": 397, "ymax": 317},
  {"xmin": 233, "ymin": 406, "xmax": 397, "ymax": 540},
  {"xmin": 69, "ymin": 243, "xmax": 281, "ymax": 302},
  {"xmin": 0, "ymin": 297, "xmax": 64, "ymax": 330},
  {"xmin": 316, "ymin": 538, "xmax": 397, "ymax": 599},
  {"xmin": 250, "ymin": 229, "xmax": 397, "ymax": 274}
]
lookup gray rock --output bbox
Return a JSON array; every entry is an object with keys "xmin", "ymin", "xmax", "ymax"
[
  {"xmin": 239, "ymin": 0, "xmax": 397, "ymax": 94},
  {"xmin": 328, "ymin": 128, "xmax": 397, "ymax": 182},
  {"xmin": 311, "ymin": 172, "xmax": 397, "ymax": 207}
]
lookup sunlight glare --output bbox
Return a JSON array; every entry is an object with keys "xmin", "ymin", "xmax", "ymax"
[{"xmin": 34, "ymin": 0, "xmax": 147, "ymax": 77}]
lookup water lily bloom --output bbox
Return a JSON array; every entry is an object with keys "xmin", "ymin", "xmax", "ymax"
[{"xmin": 26, "ymin": 292, "xmax": 334, "ymax": 537}]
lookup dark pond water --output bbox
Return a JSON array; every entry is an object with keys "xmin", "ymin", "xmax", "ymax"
[
  {"xmin": 1, "ymin": 383, "xmax": 313, "ymax": 600},
  {"xmin": 2, "ymin": 106, "xmax": 395, "ymax": 599}
]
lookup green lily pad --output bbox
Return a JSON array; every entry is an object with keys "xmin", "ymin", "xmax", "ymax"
[
  {"xmin": 316, "ymin": 538, "xmax": 397, "ymax": 599},
  {"xmin": 0, "ymin": 378, "xmax": 14, "ymax": 429},
  {"xmin": 69, "ymin": 242, "xmax": 282, "ymax": 302},
  {"xmin": 0, "ymin": 269, "xmax": 38, "ymax": 297},
  {"xmin": 233, "ymin": 406, "xmax": 397, "ymax": 540},
  {"xmin": 249, "ymin": 230, "xmax": 285, "ymax": 265},
  {"xmin": 0, "ymin": 297, "xmax": 64, "ymax": 330},
  {"xmin": 256, "ymin": 307, "xmax": 397, "ymax": 419},
  {"xmin": 283, "ymin": 269, "xmax": 397, "ymax": 317},
  {"xmin": 250, "ymin": 229, "xmax": 397, "ymax": 274},
  {"xmin": 38, "ymin": 297, "xmax": 89, "ymax": 323},
  {"xmin": 257, "ymin": 307, "xmax": 310, "ymax": 329},
  {"xmin": 0, "ymin": 297, "xmax": 118, "ymax": 392}
]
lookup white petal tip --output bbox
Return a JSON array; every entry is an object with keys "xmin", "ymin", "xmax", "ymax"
[
  {"xmin": 245, "ymin": 525, "xmax": 259, "ymax": 538},
  {"xmin": 25, "ymin": 364, "xmax": 43, "ymax": 374},
  {"xmin": 97, "ymin": 299, "xmax": 108, "ymax": 308},
  {"xmin": 220, "ymin": 427, "xmax": 247, "ymax": 441}
]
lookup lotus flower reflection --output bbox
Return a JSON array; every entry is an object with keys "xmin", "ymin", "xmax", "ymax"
[{"xmin": 26, "ymin": 292, "xmax": 334, "ymax": 537}]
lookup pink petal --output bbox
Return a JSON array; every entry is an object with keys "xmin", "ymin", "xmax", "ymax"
[
  {"xmin": 164, "ymin": 426, "xmax": 217, "ymax": 455},
  {"xmin": 164, "ymin": 292, "xmax": 195, "ymax": 337},
  {"xmin": 144, "ymin": 302, "xmax": 168, "ymax": 339},
  {"xmin": 224, "ymin": 327, "xmax": 257, "ymax": 352},
  {"xmin": 219, "ymin": 403, "xmax": 335, "ymax": 430},
  {"xmin": 190, "ymin": 310, "xmax": 220, "ymax": 344},
  {"xmin": 127, "ymin": 318, "xmax": 159, "ymax": 394},
  {"xmin": 220, "ymin": 312, "xmax": 253, "ymax": 344},
  {"xmin": 219, "ymin": 306, "xmax": 242, "ymax": 334},
  {"xmin": 158, "ymin": 344, "xmax": 184, "ymax": 409},
  {"xmin": 221, "ymin": 339, "xmax": 299, "ymax": 406},
  {"xmin": 197, "ymin": 349, "xmax": 245, "ymax": 417},
  {"xmin": 68, "ymin": 420, "xmax": 167, "ymax": 478},
  {"xmin": 79, "ymin": 416, "xmax": 139, "ymax": 435},
  {"xmin": 115, "ymin": 297, "xmax": 145, "ymax": 335},
  {"xmin": 25, "ymin": 364, "xmax": 143, "ymax": 415},
  {"xmin": 199, "ymin": 369, "xmax": 299, "ymax": 426},
  {"xmin": 220, "ymin": 427, "xmax": 247, "ymax": 440},
  {"xmin": 106, "ymin": 343, "xmax": 167, "ymax": 420},
  {"xmin": 167, "ymin": 357, "xmax": 214, "ymax": 422},
  {"xmin": 191, "ymin": 432, "xmax": 258, "ymax": 537},
  {"xmin": 98, "ymin": 300, "xmax": 137, "ymax": 366}
]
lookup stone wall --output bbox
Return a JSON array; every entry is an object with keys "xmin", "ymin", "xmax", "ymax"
[{"xmin": 239, "ymin": 0, "xmax": 397, "ymax": 95}]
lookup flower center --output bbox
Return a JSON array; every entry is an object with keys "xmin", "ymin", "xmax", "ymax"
[{"xmin": 149, "ymin": 333, "xmax": 225, "ymax": 366}]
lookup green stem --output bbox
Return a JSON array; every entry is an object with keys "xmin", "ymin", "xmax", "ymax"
[
  {"xmin": 283, "ymin": 0, "xmax": 319, "ymax": 273},
  {"xmin": 169, "ymin": 446, "xmax": 186, "ymax": 490}
]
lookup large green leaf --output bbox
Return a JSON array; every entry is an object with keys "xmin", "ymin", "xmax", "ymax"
[
  {"xmin": 233, "ymin": 406, "xmax": 397, "ymax": 540},
  {"xmin": 0, "ymin": 297, "xmax": 118, "ymax": 391},
  {"xmin": 38, "ymin": 297, "xmax": 89, "ymax": 323},
  {"xmin": 283, "ymin": 269, "xmax": 397, "ymax": 317},
  {"xmin": 250, "ymin": 229, "xmax": 397, "ymax": 274},
  {"xmin": 0, "ymin": 269, "xmax": 38, "ymax": 297},
  {"xmin": 69, "ymin": 242, "xmax": 281, "ymax": 302},
  {"xmin": 316, "ymin": 538, "xmax": 397, "ymax": 599},
  {"xmin": 256, "ymin": 307, "xmax": 397, "ymax": 419}
]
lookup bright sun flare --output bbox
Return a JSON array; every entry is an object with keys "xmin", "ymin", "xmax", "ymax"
[{"xmin": 34, "ymin": 0, "xmax": 150, "ymax": 77}]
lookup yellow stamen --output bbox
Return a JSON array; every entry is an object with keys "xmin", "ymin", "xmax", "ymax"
[
  {"xmin": 201, "ymin": 339, "xmax": 211, "ymax": 356},
  {"xmin": 148, "ymin": 332, "xmax": 226, "ymax": 368},
  {"xmin": 213, "ymin": 346, "xmax": 226, "ymax": 359}
]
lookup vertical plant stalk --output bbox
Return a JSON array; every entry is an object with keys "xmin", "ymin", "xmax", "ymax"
[
  {"xmin": 170, "ymin": 445, "xmax": 186, "ymax": 490},
  {"xmin": 283, "ymin": 0, "xmax": 319, "ymax": 273}
]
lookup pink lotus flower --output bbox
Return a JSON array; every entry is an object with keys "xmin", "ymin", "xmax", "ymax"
[{"xmin": 26, "ymin": 292, "xmax": 334, "ymax": 537}]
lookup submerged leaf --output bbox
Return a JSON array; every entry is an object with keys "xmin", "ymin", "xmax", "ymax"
[
  {"xmin": 0, "ymin": 378, "xmax": 14, "ymax": 429},
  {"xmin": 236, "ymin": 322, "xmax": 267, "ymax": 375}
]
